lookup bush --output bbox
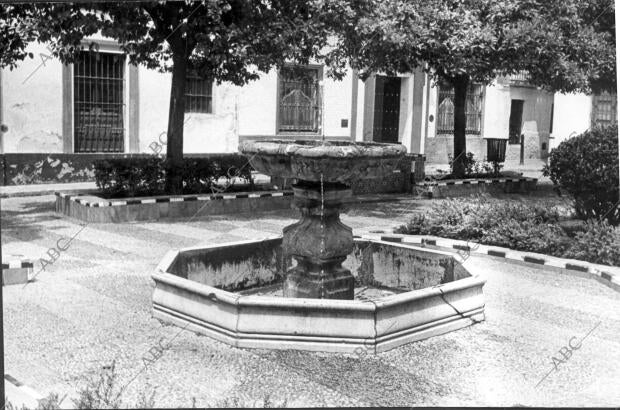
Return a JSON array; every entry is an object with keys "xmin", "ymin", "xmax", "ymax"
[
  {"xmin": 94, "ymin": 157, "xmax": 165, "ymax": 197},
  {"xmin": 543, "ymin": 124, "xmax": 619, "ymax": 225},
  {"xmin": 395, "ymin": 196, "xmax": 620, "ymax": 266},
  {"xmin": 564, "ymin": 219, "xmax": 620, "ymax": 266},
  {"xmin": 94, "ymin": 154, "xmax": 255, "ymax": 198},
  {"xmin": 445, "ymin": 152, "xmax": 501, "ymax": 179}
]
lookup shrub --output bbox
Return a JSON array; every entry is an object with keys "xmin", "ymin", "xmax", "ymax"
[
  {"xmin": 543, "ymin": 124, "xmax": 619, "ymax": 225},
  {"xmin": 395, "ymin": 196, "xmax": 620, "ymax": 266},
  {"xmin": 94, "ymin": 157, "xmax": 165, "ymax": 197},
  {"xmin": 446, "ymin": 152, "xmax": 501, "ymax": 179},
  {"xmin": 94, "ymin": 154, "xmax": 255, "ymax": 198},
  {"xmin": 563, "ymin": 219, "xmax": 620, "ymax": 266},
  {"xmin": 72, "ymin": 361, "xmax": 122, "ymax": 409}
]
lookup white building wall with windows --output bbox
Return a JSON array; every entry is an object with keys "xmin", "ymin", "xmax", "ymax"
[
  {"xmin": 3, "ymin": 39, "xmax": 609, "ymax": 163},
  {"xmin": 0, "ymin": 40, "xmax": 356, "ymax": 155}
]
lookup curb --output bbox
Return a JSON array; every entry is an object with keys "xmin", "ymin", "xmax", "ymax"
[
  {"xmin": 359, "ymin": 232, "xmax": 620, "ymax": 293},
  {"xmin": 1, "ymin": 260, "xmax": 34, "ymax": 269},
  {"xmin": 4, "ymin": 373, "xmax": 74, "ymax": 409},
  {"xmin": 55, "ymin": 190, "xmax": 294, "ymax": 207},
  {"xmin": 4, "ymin": 373, "xmax": 45, "ymax": 408},
  {"xmin": 415, "ymin": 176, "xmax": 537, "ymax": 187}
]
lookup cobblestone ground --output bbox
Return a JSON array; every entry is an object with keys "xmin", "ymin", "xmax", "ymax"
[{"xmin": 2, "ymin": 193, "xmax": 619, "ymax": 408}]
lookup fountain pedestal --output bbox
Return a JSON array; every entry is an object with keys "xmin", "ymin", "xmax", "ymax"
[
  {"xmin": 282, "ymin": 182, "xmax": 354, "ymax": 299},
  {"xmin": 239, "ymin": 139, "xmax": 407, "ymax": 300}
]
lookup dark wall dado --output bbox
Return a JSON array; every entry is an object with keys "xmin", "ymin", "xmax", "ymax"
[{"xmin": 0, "ymin": 153, "xmax": 247, "ymax": 186}]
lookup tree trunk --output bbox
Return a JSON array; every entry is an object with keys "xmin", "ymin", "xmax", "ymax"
[
  {"xmin": 452, "ymin": 76, "xmax": 469, "ymax": 178},
  {"xmin": 165, "ymin": 40, "xmax": 189, "ymax": 194}
]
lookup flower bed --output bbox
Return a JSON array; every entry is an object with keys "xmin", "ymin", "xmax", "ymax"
[{"xmin": 395, "ymin": 196, "xmax": 620, "ymax": 267}]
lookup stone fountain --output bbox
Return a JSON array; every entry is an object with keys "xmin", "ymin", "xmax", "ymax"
[
  {"xmin": 239, "ymin": 140, "xmax": 406, "ymax": 300},
  {"xmin": 151, "ymin": 140, "xmax": 486, "ymax": 353}
]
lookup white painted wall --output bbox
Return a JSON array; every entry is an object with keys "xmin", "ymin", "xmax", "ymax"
[
  {"xmin": 236, "ymin": 67, "xmax": 354, "ymax": 139},
  {"xmin": 138, "ymin": 68, "xmax": 239, "ymax": 154},
  {"xmin": 398, "ymin": 76, "xmax": 414, "ymax": 152},
  {"xmin": 550, "ymin": 92, "xmax": 592, "ymax": 149},
  {"xmin": 1, "ymin": 43, "xmax": 64, "ymax": 153},
  {"xmin": 322, "ymin": 70, "xmax": 353, "ymax": 137}
]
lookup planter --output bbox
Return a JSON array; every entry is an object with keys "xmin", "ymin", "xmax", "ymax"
[
  {"xmin": 414, "ymin": 177, "xmax": 537, "ymax": 198},
  {"xmin": 55, "ymin": 190, "xmax": 294, "ymax": 223}
]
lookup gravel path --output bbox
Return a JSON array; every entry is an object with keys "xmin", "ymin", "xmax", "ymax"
[{"xmin": 2, "ymin": 193, "xmax": 619, "ymax": 407}]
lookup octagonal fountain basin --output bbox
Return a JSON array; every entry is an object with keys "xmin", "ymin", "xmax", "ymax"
[{"xmin": 152, "ymin": 237, "xmax": 486, "ymax": 354}]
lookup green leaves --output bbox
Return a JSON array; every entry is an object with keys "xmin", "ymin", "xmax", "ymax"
[
  {"xmin": 2, "ymin": 1, "xmax": 334, "ymax": 86},
  {"xmin": 324, "ymin": 0, "xmax": 615, "ymax": 92}
]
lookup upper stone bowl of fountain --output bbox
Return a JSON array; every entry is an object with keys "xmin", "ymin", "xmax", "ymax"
[{"xmin": 239, "ymin": 140, "xmax": 407, "ymax": 183}]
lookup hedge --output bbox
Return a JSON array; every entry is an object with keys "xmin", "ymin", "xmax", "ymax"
[
  {"xmin": 94, "ymin": 154, "xmax": 254, "ymax": 198},
  {"xmin": 395, "ymin": 196, "xmax": 620, "ymax": 267}
]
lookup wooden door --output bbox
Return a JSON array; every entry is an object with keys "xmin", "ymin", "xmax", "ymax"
[{"xmin": 373, "ymin": 76, "xmax": 401, "ymax": 143}]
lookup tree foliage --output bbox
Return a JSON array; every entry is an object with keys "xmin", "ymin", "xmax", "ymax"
[{"xmin": 1, "ymin": 1, "xmax": 332, "ymax": 192}]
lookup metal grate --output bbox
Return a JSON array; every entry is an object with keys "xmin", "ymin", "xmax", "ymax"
[
  {"xmin": 508, "ymin": 71, "xmax": 531, "ymax": 86},
  {"xmin": 592, "ymin": 92, "xmax": 617, "ymax": 127},
  {"xmin": 185, "ymin": 73, "xmax": 212, "ymax": 113},
  {"xmin": 278, "ymin": 67, "xmax": 320, "ymax": 133},
  {"xmin": 74, "ymin": 51, "xmax": 125, "ymax": 153},
  {"xmin": 437, "ymin": 82, "xmax": 483, "ymax": 135}
]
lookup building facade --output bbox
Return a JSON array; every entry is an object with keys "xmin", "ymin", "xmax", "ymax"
[{"xmin": 1, "ymin": 38, "xmax": 615, "ymax": 166}]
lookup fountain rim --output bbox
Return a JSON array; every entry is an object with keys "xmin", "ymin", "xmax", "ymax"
[{"xmin": 239, "ymin": 139, "xmax": 407, "ymax": 159}]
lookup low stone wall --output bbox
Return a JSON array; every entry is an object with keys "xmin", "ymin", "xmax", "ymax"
[
  {"xmin": 414, "ymin": 177, "xmax": 537, "ymax": 198},
  {"xmin": 351, "ymin": 154, "xmax": 424, "ymax": 195},
  {"xmin": 55, "ymin": 190, "xmax": 294, "ymax": 223}
]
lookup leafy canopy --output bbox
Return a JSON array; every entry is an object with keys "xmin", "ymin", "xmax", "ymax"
[
  {"xmin": 323, "ymin": 0, "xmax": 615, "ymax": 92},
  {"xmin": 1, "ymin": 1, "xmax": 331, "ymax": 85}
]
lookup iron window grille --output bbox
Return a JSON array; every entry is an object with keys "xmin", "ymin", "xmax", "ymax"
[
  {"xmin": 74, "ymin": 51, "xmax": 125, "ymax": 153},
  {"xmin": 185, "ymin": 73, "xmax": 213, "ymax": 113},
  {"xmin": 277, "ymin": 66, "xmax": 321, "ymax": 133},
  {"xmin": 591, "ymin": 91, "xmax": 617, "ymax": 127},
  {"xmin": 436, "ymin": 82, "xmax": 484, "ymax": 135}
]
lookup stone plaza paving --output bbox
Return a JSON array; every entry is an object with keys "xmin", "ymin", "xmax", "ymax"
[{"xmin": 2, "ymin": 193, "xmax": 620, "ymax": 407}]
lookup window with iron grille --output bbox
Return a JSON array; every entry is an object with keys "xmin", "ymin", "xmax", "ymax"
[
  {"xmin": 185, "ymin": 73, "xmax": 213, "ymax": 113},
  {"xmin": 74, "ymin": 51, "xmax": 125, "ymax": 153},
  {"xmin": 592, "ymin": 91, "xmax": 617, "ymax": 127},
  {"xmin": 436, "ymin": 82, "xmax": 484, "ymax": 135},
  {"xmin": 277, "ymin": 66, "xmax": 321, "ymax": 133}
]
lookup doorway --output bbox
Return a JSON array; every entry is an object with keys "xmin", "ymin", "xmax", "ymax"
[
  {"xmin": 372, "ymin": 76, "xmax": 401, "ymax": 143},
  {"xmin": 508, "ymin": 99, "xmax": 524, "ymax": 144}
]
